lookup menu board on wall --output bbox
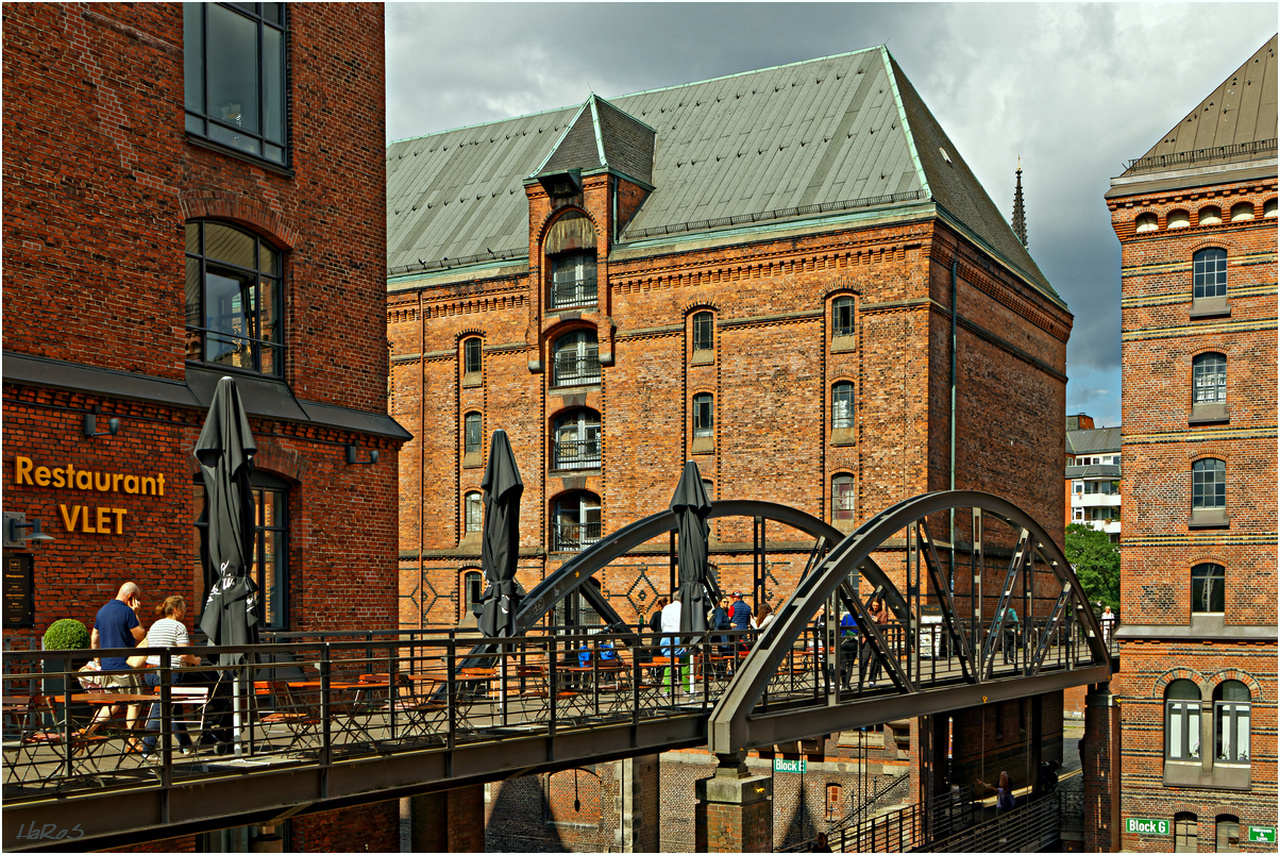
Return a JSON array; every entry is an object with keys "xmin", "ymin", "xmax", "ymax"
[{"xmin": 4, "ymin": 554, "xmax": 35, "ymax": 628}]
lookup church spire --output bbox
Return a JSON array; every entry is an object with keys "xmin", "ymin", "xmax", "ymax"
[{"xmin": 1011, "ymin": 159, "xmax": 1027, "ymax": 248}]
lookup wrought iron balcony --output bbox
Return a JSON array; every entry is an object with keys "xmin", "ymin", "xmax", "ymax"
[
  {"xmin": 549, "ymin": 277, "xmax": 598, "ymax": 310},
  {"xmin": 552, "ymin": 521, "xmax": 602, "ymax": 552},
  {"xmin": 551, "ymin": 353, "xmax": 601, "ymax": 387},
  {"xmin": 552, "ymin": 438, "xmax": 601, "ymax": 470}
]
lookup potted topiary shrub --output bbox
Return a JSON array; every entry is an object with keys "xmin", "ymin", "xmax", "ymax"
[{"xmin": 41, "ymin": 618, "xmax": 93, "ymax": 724}]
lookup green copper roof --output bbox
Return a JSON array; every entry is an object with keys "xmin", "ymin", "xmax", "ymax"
[{"xmin": 387, "ymin": 46, "xmax": 1056, "ymax": 300}]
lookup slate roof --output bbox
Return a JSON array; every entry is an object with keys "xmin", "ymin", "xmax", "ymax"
[
  {"xmin": 1066, "ymin": 426, "xmax": 1121, "ymax": 456},
  {"xmin": 1120, "ymin": 34, "xmax": 1277, "ymax": 177},
  {"xmin": 387, "ymin": 45, "xmax": 1056, "ymax": 301}
]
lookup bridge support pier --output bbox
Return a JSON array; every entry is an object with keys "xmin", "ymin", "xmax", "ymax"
[
  {"xmin": 1083, "ymin": 685, "xmax": 1120, "ymax": 853},
  {"xmin": 408, "ymin": 784, "xmax": 485, "ymax": 852},
  {"xmin": 614, "ymin": 754, "xmax": 660, "ymax": 852},
  {"xmin": 695, "ymin": 751, "xmax": 773, "ymax": 852}
]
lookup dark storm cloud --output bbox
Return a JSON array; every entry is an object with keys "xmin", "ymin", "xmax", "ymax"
[{"xmin": 387, "ymin": 2, "xmax": 1277, "ymax": 426}]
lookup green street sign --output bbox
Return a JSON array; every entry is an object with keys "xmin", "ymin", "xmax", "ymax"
[
  {"xmin": 1125, "ymin": 817, "xmax": 1169, "ymax": 836},
  {"xmin": 1248, "ymin": 826, "xmax": 1276, "ymax": 843},
  {"xmin": 773, "ymin": 757, "xmax": 807, "ymax": 774}
]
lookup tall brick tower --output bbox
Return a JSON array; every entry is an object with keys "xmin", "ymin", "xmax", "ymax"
[{"xmin": 1105, "ymin": 35, "xmax": 1277, "ymax": 853}]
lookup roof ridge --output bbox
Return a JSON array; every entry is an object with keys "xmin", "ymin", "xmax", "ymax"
[{"xmin": 878, "ymin": 46, "xmax": 932, "ymax": 202}]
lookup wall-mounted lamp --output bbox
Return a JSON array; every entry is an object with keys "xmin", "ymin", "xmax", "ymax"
[
  {"xmin": 345, "ymin": 444, "xmax": 379, "ymax": 465},
  {"xmin": 4, "ymin": 512, "xmax": 55, "ymax": 548},
  {"xmin": 83, "ymin": 412, "xmax": 121, "ymax": 438}
]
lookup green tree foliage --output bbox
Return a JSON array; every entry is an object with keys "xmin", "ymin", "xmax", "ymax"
[{"xmin": 1065, "ymin": 523, "xmax": 1119, "ymax": 612}]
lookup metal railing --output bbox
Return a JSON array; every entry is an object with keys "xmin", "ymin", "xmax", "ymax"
[
  {"xmin": 550, "ymin": 277, "xmax": 598, "ymax": 309},
  {"xmin": 552, "ymin": 438, "xmax": 601, "ymax": 470},
  {"xmin": 551, "ymin": 352, "xmax": 601, "ymax": 387},
  {"xmin": 552, "ymin": 521, "xmax": 603, "ymax": 552},
  {"xmin": 1124, "ymin": 138, "xmax": 1277, "ymax": 174}
]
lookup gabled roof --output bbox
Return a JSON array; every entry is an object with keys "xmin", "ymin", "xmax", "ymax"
[
  {"xmin": 1120, "ymin": 34, "xmax": 1277, "ymax": 178},
  {"xmin": 387, "ymin": 46, "xmax": 1056, "ymax": 301},
  {"xmin": 1067, "ymin": 426, "xmax": 1121, "ymax": 456}
]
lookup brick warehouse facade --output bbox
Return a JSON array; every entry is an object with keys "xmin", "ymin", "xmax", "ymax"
[
  {"xmin": 388, "ymin": 46, "xmax": 1073, "ymax": 847},
  {"xmin": 1105, "ymin": 35, "xmax": 1278, "ymax": 853},
  {"xmin": 3, "ymin": 3, "xmax": 406, "ymax": 851}
]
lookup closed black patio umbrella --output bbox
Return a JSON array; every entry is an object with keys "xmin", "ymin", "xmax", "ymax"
[
  {"xmin": 671, "ymin": 460, "xmax": 712, "ymax": 633},
  {"xmin": 478, "ymin": 430, "xmax": 523, "ymax": 638},
  {"xmin": 197, "ymin": 376, "xmax": 261, "ymax": 664}
]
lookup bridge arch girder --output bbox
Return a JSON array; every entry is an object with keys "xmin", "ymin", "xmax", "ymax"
[{"xmin": 707, "ymin": 490, "xmax": 1113, "ymax": 753}]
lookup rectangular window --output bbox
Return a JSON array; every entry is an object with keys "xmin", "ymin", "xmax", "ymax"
[
  {"xmin": 1192, "ymin": 460, "xmax": 1226, "ymax": 509},
  {"xmin": 1167, "ymin": 701, "xmax": 1201, "ymax": 759},
  {"xmin": 1215, "ymin": 703, "xmax": 1249, "ymax": 762},
  {"xmin": 1191, "ymin": 564, "xmax": 1225, "ymax": 613},
  {"xmin": 693, "ymin": 394, "xmax": 714, "ymax": 438},
  {"xmin": 464, "ymin": 338, "xmax": 482, "ymax": 375},
  {"xmin": 550, "ymin": 252, "xmax": 597, "ymax": 309},
  {"xmin": 832, "ymin": 296, "xmax": 855, "ymax": 337},
  {"xmin": 184, "ymin": 3, "xmax": 288, "ymax": 165},
  {"xmin": 692, "ymin": 312, "xmax": 714, "ymax": 353},
  {"xmin": 1192, "ymin": 249, "xmax": 1227, "ymax": 299},
  {"xmin": 464, "ymin": 413, "xmax": 482, "ymax": 455}
]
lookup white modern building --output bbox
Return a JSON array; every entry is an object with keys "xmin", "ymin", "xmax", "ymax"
[{"xmin": 1066, "ymin": 414, "xmax": 1121, "ymax": 541}]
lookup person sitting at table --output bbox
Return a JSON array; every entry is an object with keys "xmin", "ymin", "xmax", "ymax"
[
  {"xmin": 751, "ymin": 601, "xmax": 775, "ymax": 632},
  {"xmin": 85, "ymin": 582, "xmax": 147, "ymax": 744},
  {"xmin": 140, "ymin": 596, "xmax": 204, "ymax": 761}
]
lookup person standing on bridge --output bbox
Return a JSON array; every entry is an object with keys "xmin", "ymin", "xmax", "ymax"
[
  {"xmin": 978, "ymin": 770, "xmax": 1015, "ymax": 814},
  {"xmin": 659, "ymin": 594, "xmax": 692, "ymax": 694},
  {"xmin": 1002, "ymin": 606, "xmax": 1020, "ymax": 665},
  {"xmin": 729, "ymin": 591, "xmax": 752, "ymax": 653}
]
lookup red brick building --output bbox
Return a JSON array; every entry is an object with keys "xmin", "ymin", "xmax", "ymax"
[
  {"xmin": 3, "ymin": 3, "xmax": 405, "ymax": 849},
  {"xmin": 388, "ymin": 45, "xmax": 1072, "ymax": 631},
  {"xmin": 1106, "ymin": 35, "xmax": 1277, "ymax": 853},
  {"xmin": 388, "ymin": 46, "xmax": 1074, "ymax": 849}
]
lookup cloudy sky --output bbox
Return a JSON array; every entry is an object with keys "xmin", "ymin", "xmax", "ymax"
[{"xmin": 386, "ymin": 2, "xmax": 1276, "ymax": 428}]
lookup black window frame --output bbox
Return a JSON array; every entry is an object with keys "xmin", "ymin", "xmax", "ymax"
[
  {"xmin": 184, "ymin": 2, "xmax": 290, "ymax": 167},
  {"xmin": 832, "ymin": 296, "xmax": 855, "ymax": 337},
  {"xmin": 462, "ymin": 569, "xmax": 483, "ymax": 620},
  {"xmin": 551, "ymin": 330, "xmax": 601, "ymax": 388},
  {"xmin": 552, "ymin": 492, "xmax": 602, "ymax": 552},
  {"xmin": 692, "ymin": 311, "xmax": 715, "ymax": 353},
  {"xmin": 463, "ymin": 337, "xmax": 483, "ymax": 375},
  {"xmin": 1193, "ymin": 248, "xmax": 1227, "ymax": 300},
  {"xmin": 1192, "ymin": 459, "xmax": 1226, "ymax": 511},
  {"xmin": 1191, "ymin": 563, "xmax": 1225, "ymax": 614},
  {"xmin": 832, "ymin": 474, "xmax": 855, "ymax": 524},
  {"xmin": 185, "ymin": 220, "xmax": 284, "ymax": 377}
]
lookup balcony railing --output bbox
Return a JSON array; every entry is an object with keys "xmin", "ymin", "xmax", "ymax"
[
  {"xmin": 552, "ymin": 353, "xmax": 601, "ymax": 387},
  {"xmin": 552, "ymin": 521, "xmax": 602, "ymax": 552},
  {"xmin": 550, "ymin": 277, "xmax": 598, "ymax": 310},
  {"xmin": 552, "ymin": 438, "xmax": 601, "ymax": 470}
]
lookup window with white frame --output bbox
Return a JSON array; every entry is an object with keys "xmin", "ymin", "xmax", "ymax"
[
  {"xmin": 1193, "ymin": 353, "xmax": 1226, "ymax": 403},
  {"xmin": 832, "ymin": 474, "xmax": 855, "ymax": 525},
  {"xmin": 551, "ymin": 330, "xmax": 601, "ymax": 387},
  {"xmin": 1214, "ymin": 681, "xmax": 1250, "ymax": 764},
  {"xmin": 552, "ymin": 409, "xmax": 601, "ymax": 470},
  {"xmin": 1165, "ymin": 679, "xmax": 1201, "ymax": 761},
  {"xmin": 552, "ymin": 492, "xmax": 601, "ymax": 552},
  {"xmin": 550, "ymin": 251, "xmax": 597, "ymax": 309},
  {"xmin": 464, "ymin": 491, "xmax": 482, "ymax": 535},
  {"xmin": 832, "ymin": 382, "xmax": 855, "ymax": 431}
]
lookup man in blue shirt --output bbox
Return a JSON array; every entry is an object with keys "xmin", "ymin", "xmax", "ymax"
[
  {"xmin": 92, "ymin": 581, "xmax": 145, "ymax": 687},
  {"xmin": 729, "ymin": 591, "xmax": 752, "ymax": 630},
  {"xmin": 839, "ymin": 610, "xmax": 859, "ymax": 688}
]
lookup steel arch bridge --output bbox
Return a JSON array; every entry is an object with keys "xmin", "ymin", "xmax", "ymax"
[{"xmin": 487, "ymin": 489, "xmax": 1112, "ymax": 753}]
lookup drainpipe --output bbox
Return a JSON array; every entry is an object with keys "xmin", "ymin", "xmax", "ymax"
[{"xmin": 949, "ymin": 259, "xmax": 957, "ymax": 593}]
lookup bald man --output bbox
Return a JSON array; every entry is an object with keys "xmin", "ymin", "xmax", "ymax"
[{"xmin": 92, "ymin": 581, "xmax": 146, "ymax": 690}]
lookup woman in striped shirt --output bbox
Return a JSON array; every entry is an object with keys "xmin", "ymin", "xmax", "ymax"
[{"xmin": 140, "ymin": 596, "xmax": 204, "ymax": 760}]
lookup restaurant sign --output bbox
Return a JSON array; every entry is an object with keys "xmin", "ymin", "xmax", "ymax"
[{"xmin": 12, "ymin": 455, "xmax": 167, "ymax": 535}]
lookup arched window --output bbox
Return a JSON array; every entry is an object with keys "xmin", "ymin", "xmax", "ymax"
[
  {"xmin": 1264, "ymin": 198, "xmax": 1277, "ymax": 218},
  {"xmin": 1165, "ymin": 680, "xmax": 1201, "ymax": 761},
  {"xmin": 553, "ymin": 409, "xmax": 601, "ymax": 470},
  {"xmin": 461, "ymin": 569, "xmax": 483, "ymax": 621},
  {"xmin": 552, "ymin": 492, "xmax": 601, "ymax": 552},
  {"xmin": 1192, "ymin": 353, "xmax": 1226, "ymax": 404},
  {"xmin": 1135, "ymin": 212, "xmax": 1158, "ymax": 232},
  {"xmin": 463, "ymin": 337, "xmax": 482, "ymax": 377},
  {"xmin": 197, "ymin": 472, "xmax": 289, "ymax": 630},
  {"xmin": 1214, "ymin": 681, "xmax": 1250, "ymax": 764},
  {"xmin": 692, "ymin": 393, "xmax": 714, "ymax": 438},
  {"xmin": 1198, "ymin": 206, "xmax": 1222, "ymax": 226},
  {"xmin": 464, "ymin": 412, "xmax": 483, "ymax": 456},
  {"xmin": 1193, "ymin": 248, "xmax": 1227, "ymax": 300},
  {"xmin": 832, "ymin": 474, "xmax": 855, "ymax": 527},
  {"xmin": 832, "ymin": 382, "xmax": 855, "ymax": 431},
  {"xmin": 1216, "ymin": 815, "xmax": 1241, "ymax": 851},
  {"xmin": 183, "ymin": 3, "xmax": 288, "ymax": 165},
  {"xmin": 551, "ymin": 330, "xmax": 601, "ymax": 387},
  {"xmin": 1229, "ymin": 202, "xmax": 1254, "ymax": 222},
  {"xmin": 463, "ymin": 491, "xmax": 482, "ymax": 536},
  {"xmin": 1191, "ymin": 563, "xmax": 1225, "ymax": 614},
  {"xmin": 692, "ymin": 311, "xmax": 715, "ymax": 356},
  {"xmin": 185, "ymin": 220, "xmax": 283, "ymax": 375},
  {"xmin": 832, "ymin": 296, "xmax": 855, "ymax": 338},
  {"xmin": 1168, "ymin": 209, "xmax": 1191, "ymax": 229},
  {"xmin": 1174, "ymin": 813, "xmax": 1198, "ymax": 852},
  {"xmin": 825, "ymin": 783, "xmax": 843, "ymax": 821}
]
